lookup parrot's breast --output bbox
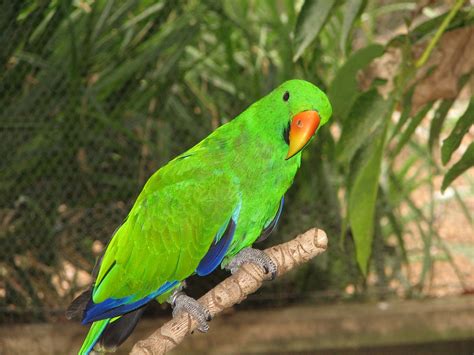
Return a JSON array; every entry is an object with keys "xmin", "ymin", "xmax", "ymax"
[{"xmin": 223, "ymin": 133, "xmax": 301, "ymax": 258}]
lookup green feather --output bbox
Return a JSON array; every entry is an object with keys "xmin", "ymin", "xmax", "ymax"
[
  {"xmin": 79, "ymin": 80, "xmax": 332, "ymax": 351},
  {"xmin": 91, "ymin": 80, "xmax": 332, "ymax": 304},
  {"xmin": 79, "ymin": 318, "xmax": 111, "ymax": 355}
]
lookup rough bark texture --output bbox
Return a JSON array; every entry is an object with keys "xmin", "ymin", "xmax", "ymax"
[{"xmin": 130, "ymin": 228, "xmax": 328, "ymax": 355}]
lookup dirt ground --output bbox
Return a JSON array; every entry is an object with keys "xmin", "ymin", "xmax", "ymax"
[{"xmin": 1, "ymin": 296, "xmax": 473, "ymax": 355}]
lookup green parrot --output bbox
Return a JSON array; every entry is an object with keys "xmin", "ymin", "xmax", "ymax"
[{"xmin": 67, "ymin": 79, "xmax": 332, "ymax": 354}]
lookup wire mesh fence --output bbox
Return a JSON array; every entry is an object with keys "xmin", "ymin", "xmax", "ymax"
[
  {"xmin": 0, "ymin": 0, "xmax": 313, "ymax": 323},
  {"xmin": 1, "ymin": 0, "xmax": 194, "ymax": 322},
  {"xmin": 2, "ymin": 0, "xmax": 472, "ymax": 326}
]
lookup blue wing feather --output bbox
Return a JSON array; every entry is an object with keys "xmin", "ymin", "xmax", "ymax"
[
  {"xmin": 196, "ymin": 201, "xmax": 241, "ymax": 276},
  {"xmin": 196, "ymin": 218, "xmax": 236, "ymax": 276},
  {"xmin": 82, "ymin": 281, "xmax": 178, "ymax": 324},
  {"xmin": 83, "ymin": 201, "xmax": 242, "ymax": 323}
]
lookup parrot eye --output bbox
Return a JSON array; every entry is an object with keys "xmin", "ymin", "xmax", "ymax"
[{"xmin": 283, "ymin": 91, "xmax": 290, "ymax": 101}]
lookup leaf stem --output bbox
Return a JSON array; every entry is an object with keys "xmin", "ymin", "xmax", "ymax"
[{"xmin": 415, "ymin": 0, "xmax": 466, "ymax": 68}]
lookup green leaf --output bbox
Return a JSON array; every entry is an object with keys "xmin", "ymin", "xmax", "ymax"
[
  {"xmin": 328, "ymin": 44, "xmax": 385, "ymax": 120},
  {"xmin": 442, "ymin": 142, "xmax": 474, "ymax": 192},
  {"xmin": 441, "ymin": 98, "xmax": 474, "ymax": 165},
  {"xmin": 349, "ymin": 125, "xmax": 387, "ymax": 275},
  {"xmin": 429, "ymin": 73, "xmax": 471, "ymax": 152},
  {"xmin": 392, "ymin": 102, "xmax": 434, "ymax": 157},
  {"xmin": 340, "ymin": 0, "xmax": 367, "ymax": 55},
  {"xmin": 409, "ymin": 8, "xmax": 474, "ymax": 43},
  {"xmin": 337, "ymin": 89, "xmax": 392, "ymax": 164},
  {"xmin": 293, "ymin": 0, "xmax": 337, "ymax": 61},
  {"xmin": 383, "ymin": 197, "xmax": 409, "ymax": 266},
  {"xmin": 389, "ymin": 86, "xmax": 415, "ymax": 141},
  {"xmin": 428, "ymin": 99, "xmax": 454, "ymax": 151},
  {"xmin": 388, "ymin": 8, "xmax": 474, "ymax": 47}
]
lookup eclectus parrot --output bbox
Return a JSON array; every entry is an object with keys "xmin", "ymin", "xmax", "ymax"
[{"xmin": 68, "ymin": 79, "xmax": 332, "ymax": 354}]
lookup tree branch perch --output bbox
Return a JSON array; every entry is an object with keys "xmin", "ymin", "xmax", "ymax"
[{"xmin": 130, "ymin": 228, "xmax": 328, "ymax": 355}]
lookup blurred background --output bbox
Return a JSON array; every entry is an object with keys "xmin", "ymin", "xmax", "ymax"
[{"xmin": 1, "ymin": 0, "xmax": 473, "ymax": 354}]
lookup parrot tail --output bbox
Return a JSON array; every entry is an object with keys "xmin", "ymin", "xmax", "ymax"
[
  {"xmin": 75, "ymin": 304, "xmax": 146, "ymax": 354},
  {"xmin": 78, "ymin": 318, "xmax": 111, "ymax": 355},
  {"xmin": 78, "ymin": 307, "xmax": 145, "ymax": 354}
]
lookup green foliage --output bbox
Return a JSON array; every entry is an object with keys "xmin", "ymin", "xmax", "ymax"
[
  {"xmin": 340, "ymin": 0, "xmax": 367, "ymax": 55},
  {"xmin": 349, "ymin": 124, "xmax": 387, "ymax": 275},
  {"xmin": 1, "ymin": 0, "xmax": 473, "ymax": 321},
  {"xmin": 329, "ymin": 44, "xmax": 385, "ymax": 120},
  {"xmin": 440, "ymin": 96, "xmax": 474, "ymax": 192},
  {"xmin": 293, "ymin": 0, "xmax": 338, "ymax": 61},
  {"xmin": 337, "ymin": 89, "xmax": 391, "ymax": 163},
  {"xmin": 441, "ymin": 98, "xmax": 474, "ymax": 165},
  {"xmin": 428, "ymin": 98, "xmax": 455, "ymax": 151},
  {"xmin": 342, "ymin": 89, "xmax": 393, "ymax": 275},
  {"xmin": 442, "ymin": 142, "xmax": 474, "ymax": 192},
  {"xmin": 392, "ymin": 102, "xmax": 434, "ymax": 157}
]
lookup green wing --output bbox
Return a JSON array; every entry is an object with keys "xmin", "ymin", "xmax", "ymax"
[{"xmin": 92, "ymin": 156, "xmax": 240, "ymax": 304}]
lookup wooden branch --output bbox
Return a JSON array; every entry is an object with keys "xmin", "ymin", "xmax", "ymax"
[{"xmin": 130, "ymin": 228, "xmax": 328, "ymax": 355}]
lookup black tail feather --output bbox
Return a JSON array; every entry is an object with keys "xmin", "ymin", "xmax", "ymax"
[
  {"xmin": 66, "ymin": 288, "xmax": 92, "ymax": 320},
  {"xmin": 66, "ymin": 255, "xmax": 103, "ymax": 320},
  {"xmin": 96, "ymin": 306, "xmax": 146, "ymax": 352}
]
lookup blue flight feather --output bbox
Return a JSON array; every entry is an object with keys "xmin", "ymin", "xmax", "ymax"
[
  {"xmin": 196, "ymin": 218, "xmax": 236, "ymax": 276},
  {"xmin": 195, "ymin": 201, "xmax": 241, "ymax": 276},
  {"xmin": 82, "ymin": 281, "xmax": 178, "ymax": 324}
]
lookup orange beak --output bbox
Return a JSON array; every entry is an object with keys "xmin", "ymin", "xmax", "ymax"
[{"xmin": 286, "ymin": 110, "xmax": 320, "ymax": 159}]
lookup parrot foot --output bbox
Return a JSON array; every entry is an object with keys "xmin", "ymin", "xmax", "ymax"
[
  {"xmin": 169, "ymin": 291, "xmax": 211, "ymax": 333},
  {"xmin": 226, "ymin": 247, "xmax": 277, "ymax": 280}
]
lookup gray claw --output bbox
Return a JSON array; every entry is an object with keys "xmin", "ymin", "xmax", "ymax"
[
  {"xmin": 171, "ymin": 292, "xmax": 211, "ymax": 332},
  {"xmin": 226, "ymin": 247, "xmax": 277, "ymax": 280}
]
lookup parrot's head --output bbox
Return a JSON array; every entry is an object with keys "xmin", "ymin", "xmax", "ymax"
[{"xmin": 254, "ymin": 79, "xmax": 332, "ymax": 160}]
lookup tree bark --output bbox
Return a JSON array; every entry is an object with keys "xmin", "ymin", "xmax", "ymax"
[{"xmin": 130, "ymin": 228, "xmax": 328, "ymax": 355}]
